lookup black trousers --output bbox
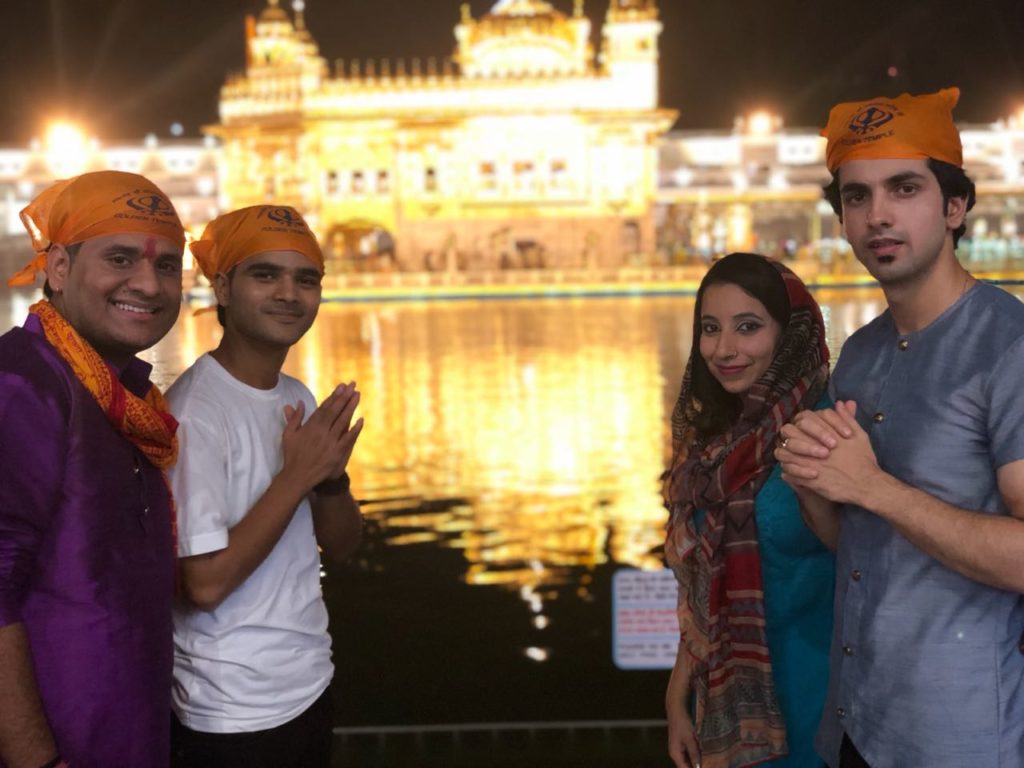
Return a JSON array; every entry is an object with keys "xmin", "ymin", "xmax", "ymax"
[
  {"xmin": 839, "ymin": 733, "xmax": 871, "ymax": 768},
  {"xmin": 171, "ymin": 688, "xmax": 334, "ymax": 768}
]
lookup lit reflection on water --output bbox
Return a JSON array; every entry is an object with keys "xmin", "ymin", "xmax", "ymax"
[
  {"xmin": 139, "ymin": 293, "xmax": 897, "ymax": 593},
  {"xmin": 0, "ymin": 286, "xmax": 994, "ymax": 604},
  {"xmin": 296, "ymin": 299, "xmax": 681, "ymax": 597},
  {"xmin": 2, "ymin": 284, "xmax": 1018, "ymax": 721}
]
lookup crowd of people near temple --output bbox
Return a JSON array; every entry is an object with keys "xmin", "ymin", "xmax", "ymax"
[{"xmin": 2, "ymin": 87, "xmax": 1022, "ymax": 768}]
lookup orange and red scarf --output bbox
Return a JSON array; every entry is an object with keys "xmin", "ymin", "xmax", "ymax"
[{"xmin": 29, "ymin": 300, "xmax": 179, "ymax": 546}]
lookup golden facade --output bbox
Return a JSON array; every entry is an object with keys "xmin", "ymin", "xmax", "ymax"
[{"xmin": 211, "ymin": 0, "xmax": 676, "ymax": 271}]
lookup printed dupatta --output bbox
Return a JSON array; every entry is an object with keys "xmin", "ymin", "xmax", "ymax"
[{"xmin": 663, "ymin": 260, "xmax": 828, "ymax": 768}]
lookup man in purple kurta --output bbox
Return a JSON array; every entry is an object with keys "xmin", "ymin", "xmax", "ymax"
[{"xmin": 0, "ymin": 171, "xmax": 186, "ymax": 768}]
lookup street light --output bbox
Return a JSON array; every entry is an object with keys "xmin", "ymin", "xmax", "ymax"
[
  {"xmin": 44, "ymin": 120, "xmax": 90, "ymax": 174},
  {"xmin": 746, "ymin": 110, "xmax": 780, "ymax": 137}
]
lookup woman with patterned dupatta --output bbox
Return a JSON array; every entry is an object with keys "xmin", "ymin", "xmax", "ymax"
[{"xmin": 664, "ymin": 253, "xmax": 834, "ymax": 768}]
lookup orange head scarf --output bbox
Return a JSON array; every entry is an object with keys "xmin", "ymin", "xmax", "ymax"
[
  {"xmin": 821, "ymin": 87, "xmax": 963, "ymax": 173},
  {"xmin": 10, "ymin": 170, "xmax": 186, "ymax": 287},
  {"xmin": 189, "ymin": 205, "xmax": 324, "ymax": 281}
]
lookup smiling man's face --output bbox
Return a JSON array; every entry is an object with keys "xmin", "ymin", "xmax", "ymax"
[
  {"xmin": 46, "ymin": 232, "xmax": 183, "ymax": 365},
  {"xmin": 214, "ymin": 249, "xmax": 323, "ymax": 351}
]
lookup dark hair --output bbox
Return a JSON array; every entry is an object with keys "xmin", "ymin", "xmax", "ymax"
[
  {"xmin": 822, "ymin": 158, "xmax": 976, "ymax": 247},
  {"xmin": 215, "ymin": 266, "xmax": 238, "ymax": 327},
  {"xmin": 42, "ymin": 242, "xmax": 83, "ymax": 298},
  {"xmin": 689, "ymin": 253, "xmax": 791, "ymax": 439}
]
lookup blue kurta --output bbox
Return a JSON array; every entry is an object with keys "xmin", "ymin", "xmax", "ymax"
[
  {"xmin": 694, "ymin": 407, "xmax": 834, "ymax": 767},
  {"xmin": 818, "ymin": 282, "xmax": 1024, "ymax": 767}
]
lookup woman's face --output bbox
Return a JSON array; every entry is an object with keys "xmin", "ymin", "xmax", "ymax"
[{"xmin": 698, "ymin": 282, "xmax": 783, "ymax": 395}]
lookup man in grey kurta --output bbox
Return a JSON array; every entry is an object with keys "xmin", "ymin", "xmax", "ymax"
[{"xmin": 777, "ymin": 88, "xmax": 1024, "ymax": 768}]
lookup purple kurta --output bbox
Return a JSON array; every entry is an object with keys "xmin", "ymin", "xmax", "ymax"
[{"xmin": 0, "ymin": 314, "xmax": 174, "ymax": 768}]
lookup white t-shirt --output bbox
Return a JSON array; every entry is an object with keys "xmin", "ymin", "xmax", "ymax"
[{"xmin": 167, "ymin": 353, "xmax": 333, "ymax": 733}]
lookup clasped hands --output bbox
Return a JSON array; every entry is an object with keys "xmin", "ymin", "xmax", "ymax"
[
  {"xmin": 282, "ymin": 382, "xmax": 364, "ymax": 493},
  {"xmin": 775, "ymin": 400, "xmax": 883, "ymax": 507}
]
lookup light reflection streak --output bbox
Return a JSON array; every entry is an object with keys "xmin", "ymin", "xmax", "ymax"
[{"xmin": 524, "ymin": 647, "xmax": 550, "ymax": 662}]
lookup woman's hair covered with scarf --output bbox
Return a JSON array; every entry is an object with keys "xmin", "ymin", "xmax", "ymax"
[
  {"xmin": 684, "ymin": 252, "xmax": 793, "ymax": 441},
  {"xmin": 663, "ymin": 252, "xmax": 829, "ymax": 766}
]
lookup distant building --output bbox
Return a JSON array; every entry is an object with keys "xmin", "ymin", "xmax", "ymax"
[
  {"xmin": 658, "ymin": 116, "xmax": 1024, "ymax": 269},
  {"xmin": 209, "ymin": 0, "xmax": 674, "ymax": 272},
  {"xmin": 1, "ymin": 0, "xmax": 1022, "ymax": 273},
  {"xmin": 0, "ymin": 133, "xmax": 220, "ymax": 240}
]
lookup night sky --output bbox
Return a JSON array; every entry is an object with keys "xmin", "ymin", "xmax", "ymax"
[{"xmin": 1, "ymin": 0, "xmax": 1021, "ymax": 143}]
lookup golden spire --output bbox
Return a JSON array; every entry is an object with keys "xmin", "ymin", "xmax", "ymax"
[
  {"xmin": 259, "ymin": 0, "xmax": 289, "ymax": 22},
  {"xmin": 292, "ymin": 0, "xmax": 315, "ymax": 45},
  {"xmin": 488, "ymin": 0, "xmax": 559, "ymax": 16}
]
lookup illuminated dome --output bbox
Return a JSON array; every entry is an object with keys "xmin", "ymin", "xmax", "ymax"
[
  {"xmin": 257, "ymin": 0, "xmax": 291, "ymax": 25},
  {"xmin": 455, "ymin": 0, "xmax": 592, "ymax": 78},
  {"xmin": 486, "ymin": 0, "xmax": 564, "ymax": 19},
  {"xmin": 243, "ymin": 0, "xmax": 324, "ymax": 71}
]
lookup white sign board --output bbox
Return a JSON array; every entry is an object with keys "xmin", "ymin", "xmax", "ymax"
[{"xmin": 612, "ymin": 567, "xmax": 680, "ymax": 670}]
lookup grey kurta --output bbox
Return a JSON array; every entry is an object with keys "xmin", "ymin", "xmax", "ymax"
[{"xmin": 817, "ymin": 282, "xmax": 1024, "ymax": 768}]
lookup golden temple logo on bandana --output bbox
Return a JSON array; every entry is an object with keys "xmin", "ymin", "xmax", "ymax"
[
  {"xmin": 259, "ymin": 206, "xmax": 308, "ymax": 231},
  {"xmin": 125, "ymin": 193, "xmax": 176, "ymax": 217},
  {"xmin": 110, "ymin": 188, "xmax": 178, "ymax": 223},
  {"xmin": 849, "ymin": 104, "xmax": 896, "ymax": 135},
  {"xmin": 836, "ymin": 101, "xmax": 906, "ymax": 151}
]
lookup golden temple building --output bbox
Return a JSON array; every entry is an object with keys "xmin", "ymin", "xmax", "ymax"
[{"xmin": 210, "ymin": 0, "xmax": 676, "ymax": 271}]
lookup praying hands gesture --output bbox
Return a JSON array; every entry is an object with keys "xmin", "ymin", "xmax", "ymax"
[
  {"xmin": 775, "ymin": 401, "xmax": 883, "ymax": 507},
  {"xmin": 180, "ymin": 382, "xmax": 365, "ymax": 610},
  {"xmin": 282, "ymin": 381, "xmax": 364, "ymax": 494},
  {"xmin": 775, "ymin": 400, "xmax": 1024, "ymax": 595}
]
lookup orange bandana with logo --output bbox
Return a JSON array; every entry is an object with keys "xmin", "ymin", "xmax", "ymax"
[
  {"xmin": 190, "ymin": 205, "xmax": 324, "ymax": 281},
  {"xmin": 821, "ymin": 87, "xmax": 963, "ymax": 173},
  {"xmin": 9, "ymin": 170, "xmax": 185, "ymax": 287}
]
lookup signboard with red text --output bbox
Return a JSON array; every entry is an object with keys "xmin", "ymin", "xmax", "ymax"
[{"xmin": 612, "ymin": 568, "xmax": 680, "ymax": 670}]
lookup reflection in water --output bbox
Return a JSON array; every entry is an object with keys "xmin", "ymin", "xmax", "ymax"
[
  {"xmin": 0, "ymin": 288, "xmax": 960, "ymax": 578},
  {"xmin": 3, "ymin": 284, "xmax": 1019, "ymax": 725},
  {"xmin": 134, "ymin": 294, "xmax": 898, "ymax": 604},
  {"xmin": 0, "ymin": 286, "xmax": 974, "ymax": 598},
  {"xmin": 0, "ymin": 286, "xmax": 996, "ymax": 640},
  {"xmin": 291, "ymin": 300, "xmax": 682, "ymax": 614}
]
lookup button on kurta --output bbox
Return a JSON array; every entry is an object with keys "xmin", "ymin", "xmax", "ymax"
[
  {"xmin": 837, "ymin": 707, "xmax": 846, "ymax": 718},
  {"xmin": 898, "ymin": 339, "xmax": 909, "ymax": 351},
  {"xmin": 851, "ymin": 569, "xmax": 862, "ymax": 581},
  {"xmin": 873, "ymin": 412, "xmax": 885, "ymax": 423},
  {"xmin": 843, "ymin": 645, "xmax": 854, "ymax": 656}
]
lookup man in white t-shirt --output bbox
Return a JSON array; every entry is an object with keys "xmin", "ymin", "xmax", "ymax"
[{"xmin": 166, "ymin": 205, "xmax": 363, "ymax": 767}]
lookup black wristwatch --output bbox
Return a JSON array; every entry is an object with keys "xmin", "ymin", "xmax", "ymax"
[{"xmin": 315, "ymin": 471, "xmax": 351, "ymax": 496}]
